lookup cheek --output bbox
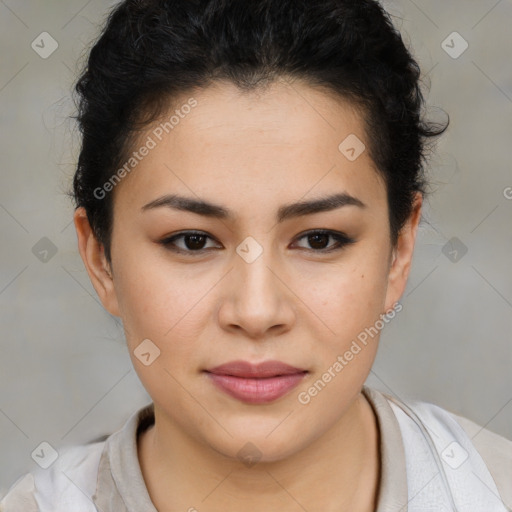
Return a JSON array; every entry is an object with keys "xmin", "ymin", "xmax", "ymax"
[
  {"xmin": 113, "ymin": 258, "xmax": 211, "ymax": 399},
  {"xmin": 311, "ymin": 257, "xmax": 389, "ymax": 322},
  {"xmin": 116, "ymin": 264, "xmax": 199, "ymax": 338},
  {"xmin": 301, "ymin": 253, "xmax": 390, "ymax": 360},
  {"xmin": 112, "ymin": 246, "xmax": 217, "ymax": 364}
]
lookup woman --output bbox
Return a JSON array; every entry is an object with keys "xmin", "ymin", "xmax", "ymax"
[{"xmin": 2, "ymin": 0, "xmax": 510, "ymax": 510}]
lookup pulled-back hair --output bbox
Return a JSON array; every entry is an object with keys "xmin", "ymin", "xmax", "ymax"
[{"xmin": 71, "ymin": 0, "xmax": 448, "ymax": 264}]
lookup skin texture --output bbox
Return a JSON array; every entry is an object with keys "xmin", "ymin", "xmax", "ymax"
[{"xmin": 74, "ymin": 78, "xmax": 422, "ymax": 511}]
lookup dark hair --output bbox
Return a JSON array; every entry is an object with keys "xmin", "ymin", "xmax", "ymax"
[{"xmin": 71, "ymin": 0, "xmax": 448, "ymax": 265}]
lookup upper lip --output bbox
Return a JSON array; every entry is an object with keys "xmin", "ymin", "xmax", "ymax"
[{"xmin": 205, "ymin": 360, "xmax": 308, "ymax": 378}]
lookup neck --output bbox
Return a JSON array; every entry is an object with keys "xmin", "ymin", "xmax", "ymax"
[{"xmin": 138, "ymin": 391, "xmax": 380, "ymax": 512}]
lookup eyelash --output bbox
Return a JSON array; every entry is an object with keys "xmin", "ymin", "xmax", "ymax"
[{"xmin": 159, "ymin": 230, "xmax": 356, "ymax": 256}]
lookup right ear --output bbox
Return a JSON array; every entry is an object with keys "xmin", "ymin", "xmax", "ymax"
[{"xmin": 73, "ymin": 207, "xmax": 121, "ymax": 317}]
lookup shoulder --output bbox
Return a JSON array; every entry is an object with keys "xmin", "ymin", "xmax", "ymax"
[
  {"xmin": 388, "ymin": 391, "xmax": 512, "ymax": 510},
  {"xmin": 449, "ymin": 411, "xmax": 512, "ymax": 509},
  {"xmin": 0, "ymin": 441, "xmax": 105, "ymax": 512}
]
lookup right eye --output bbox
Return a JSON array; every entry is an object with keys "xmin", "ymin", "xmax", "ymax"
[{"xmin": 159, "ymin": 231, "xmax": 222, "ymax": 255}]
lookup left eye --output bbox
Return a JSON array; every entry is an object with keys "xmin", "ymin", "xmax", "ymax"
[
  {"xmin": 159, "ymin": 230, "xmax": 355, "ymax": 254},
  {"xmin": 293, "ymin": 230, "xmax": 355, "ymax": 252}
]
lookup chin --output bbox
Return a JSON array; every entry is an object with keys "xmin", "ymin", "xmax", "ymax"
[{"xmin": 204, "ymin": 422, "xmax": 313, "ymax": 466}]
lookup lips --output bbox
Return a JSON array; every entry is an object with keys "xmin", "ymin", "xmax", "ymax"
[
  {"xmin": 204, "ymin": 360, "xmax": 308, "ymax": 404},
  {"xmin": 205, "ymin": 360, "xmax": 307, "ymax": 378}
]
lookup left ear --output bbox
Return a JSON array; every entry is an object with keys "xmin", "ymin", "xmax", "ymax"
[{"xmin": 384, "ymin": 191, "xmax": 423, "ymax": 312}]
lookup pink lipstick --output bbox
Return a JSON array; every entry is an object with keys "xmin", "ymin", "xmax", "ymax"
[{"xmin": 204, "ymin": 360, "xmax": 308, "ymax": 404}]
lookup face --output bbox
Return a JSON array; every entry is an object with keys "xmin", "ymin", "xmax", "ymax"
[{"xmin": 75, "ymin": 78, "xmax": 421, "ymax": 462}]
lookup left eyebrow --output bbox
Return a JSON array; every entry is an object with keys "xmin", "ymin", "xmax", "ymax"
[{"xmin": 141, "ymin": 192, "xmax": 366, "ymax": 223}]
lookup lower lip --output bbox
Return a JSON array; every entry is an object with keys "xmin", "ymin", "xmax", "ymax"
[{"xmin": 205, "ymin": 372, "xmax": 307, "ymax": 404}]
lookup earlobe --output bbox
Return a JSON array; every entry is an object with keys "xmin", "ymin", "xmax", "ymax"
[{"xmin": 73, "ymin": 207, "xmax": 121, "ymax": 317}]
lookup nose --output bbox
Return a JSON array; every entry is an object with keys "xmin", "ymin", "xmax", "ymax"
[{"xmin": 217, "ymin": 244, "xmax": 296, "ymax": 339}]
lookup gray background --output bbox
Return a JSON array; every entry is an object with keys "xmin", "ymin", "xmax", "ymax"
[{"xmin": 1, "ymin": 0, "xmax": 511, "ymax": 494}]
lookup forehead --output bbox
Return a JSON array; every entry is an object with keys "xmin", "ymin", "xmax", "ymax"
[
  {"xmin": 168, "ymin": 78, "xmax": 367, "ymax": 155},
  {"xmin": 112, "ymin": 78, "xmax": 386, "ymax": 215}
]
